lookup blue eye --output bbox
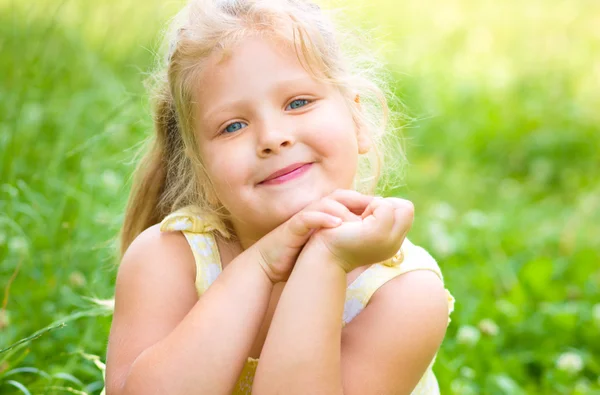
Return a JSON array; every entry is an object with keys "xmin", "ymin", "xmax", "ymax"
[
  {"xmin": 287, "ymin": 99, "xmax": 310, "ymax": 110},
  {"xmin": 223, "ymin": 121, "xmax": 247, "ymax": 134}
]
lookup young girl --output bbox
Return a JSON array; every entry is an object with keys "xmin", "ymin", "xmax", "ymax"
[{"xmin": 105, "ymin": 0, "xmax": 454, "ymax": 394}]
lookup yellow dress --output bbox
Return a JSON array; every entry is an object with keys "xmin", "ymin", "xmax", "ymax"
[{"xmin": 160, "ymin": 207, "xmax": 455, "ymax": 394}]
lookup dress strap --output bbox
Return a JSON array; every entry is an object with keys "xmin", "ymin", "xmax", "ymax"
[
  {"xmin": 343, "ymin": 238, "xmax": 455, "ymax": 325},
  {"xmin": 160, "ymin": 207, "xmax": 223, "ymax": 296},
  {"xmin": 160, "ymin": 208, "xmax": 219, "ymax": 233}
]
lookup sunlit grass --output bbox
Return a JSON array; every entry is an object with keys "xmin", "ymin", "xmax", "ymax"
[{"xmin": 1, "ymin": 0, "xmax": 599, "ymax": 393}]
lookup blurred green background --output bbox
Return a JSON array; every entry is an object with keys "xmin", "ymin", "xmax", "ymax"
[{"xmin": 1, "ymin": 0, "xmax": 599, "ymax": 393}]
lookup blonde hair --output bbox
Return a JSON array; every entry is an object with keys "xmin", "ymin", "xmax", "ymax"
[{"xmin": 120, "ymin": 0, "xmax": 404, "ymax": 256}]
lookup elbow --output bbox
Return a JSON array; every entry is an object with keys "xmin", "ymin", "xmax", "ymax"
[
  {"xmin": 104, "ymin": 377, "xmax": 126, "ymax": 395},
  {"xmin": 104, "ymin": 366, "xmax": 128, "ymax": 395},
  {"xmin": 105, "ymin": 361, "xmax": 157, "ymax": 395},
  {"xmin": 107, "ymin": 376, "xmax": 153, "ymax": 395},
  {"xmin": 105, "ymin": 373, "xmax": 141, "ymax": 395}
]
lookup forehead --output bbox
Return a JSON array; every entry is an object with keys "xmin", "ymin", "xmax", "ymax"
[{"xmin": 194, "ymin": 35, "xmax": 325, "ymax": 109}]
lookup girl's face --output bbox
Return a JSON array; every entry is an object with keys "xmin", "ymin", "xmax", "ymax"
[{"xmin": 194, "ymin": 35, "xmax": 369, "ymax": 248}]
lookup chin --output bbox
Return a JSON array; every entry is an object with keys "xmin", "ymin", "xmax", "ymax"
[{"xmin": 270, "ymin": 190, "xmax": 322, "ymax": 220}]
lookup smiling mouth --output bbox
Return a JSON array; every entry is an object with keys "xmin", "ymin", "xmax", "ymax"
[{"xmin": 258, "ymin": 163, "xmax": 313, "ymax": 185}]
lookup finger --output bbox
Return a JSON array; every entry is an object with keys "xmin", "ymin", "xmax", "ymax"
[
  {"xmin": 362, "ymin": 199, "xmax": 395, "ymax": 237},
  {"xmin": 361, "ymin": 196, "xmax": 384, "ymax": 219},
  {"xmin": 327, "ymin": 189, "xmax": 375, "ymax": 216},
  {"xmin": 318, "ymin": 198, "xmax": 361, "ymax": 222},
  {"xmin": 302, "ymin": 196, "xmax": 360, "ymax": 222},
  {"xmin": 371, "ymin": 200, "xmax": 395, "ymax": 233},
  {"xmin": 361, "ymin": 197, "xmax": 412, "ymax": 218},
  {"xmin": 288, "ymin": 211, "xmax": 342, "ymax": 238},
  {"xmin": 390, "ymin": 200, "xmax": 414, "ymax": 239},
  {"xmin": 382, "ymin": 197, "xmax": 413, "ymax": 210}
]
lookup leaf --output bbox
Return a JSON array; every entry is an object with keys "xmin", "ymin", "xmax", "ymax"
[
  {"xmin": 1, "ymin": 366, "xmax": 51, "ymax": 380},
  {"xmin": 52, "ymin": 372, "xmax": 84, "ymax": 387},
  {"xmin": 4, "ymin": 380, "xmax": 32, "ymax": 395}
]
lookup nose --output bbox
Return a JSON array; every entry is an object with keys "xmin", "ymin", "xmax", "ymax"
[{"xmin": 256, "ymin": 123, "xmax": 295, "ymax": 158}]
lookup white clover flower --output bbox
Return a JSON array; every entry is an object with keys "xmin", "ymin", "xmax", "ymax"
[
  {"xmin": 428, "ymin": 221, "xmax": 457, "ymax": 257},
  {"xmin": 556, "ymin": 351, "xmax": 584, "ymax": 374},
  {"xmin": 478, "ymin": 318, "xmax": 499, "ymax": 336},
  {"xmin": 450, "ymin": 378, "xmax": 476, "ymax": 395},
  {"xmin": 493, "ymin": 375, "xmax": 523, "ymax": 393},
  {"xmin": 101, "ymin": 170, "xmax": 122, "ymax": 192},
  {"xmin": 495, "ymin": 299, "xmax": 518, "ymax": 318},
  {"xmin": 460, "ymin": 366, "xmax": 476, "ymax": 379},
  {"xmin": 464, "ymin": 210, "xmax": 488, "ymax": 228},
  {"xmin": 8, "ymin": 237, "xmax": 28, "ymax": 254},
  {"xmin": 69, "ymin": 271, "xmax": 86, "ymax": 288},
  {"xmin": 574, "ymin": 378, "xmax": 591, "ymax": 393},
  {"xmin": 456, "ymin": 325, "xmax": 481, "ymax": 346},
  {"xmin": 94, "ymin": 210, "xmax": 112, "ymax": 225},
  {"xmin": 430, "ymin": 201, "xmax": 456, "ymax": 221}
]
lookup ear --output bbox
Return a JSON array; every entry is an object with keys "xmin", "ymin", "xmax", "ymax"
[
  {"xmin": 353, "ymin": 94, "xmax": 371, "ymax": 155},
  {"xmin": 357, "ymin": 129, "xmax": 372, "ymax": 155}
]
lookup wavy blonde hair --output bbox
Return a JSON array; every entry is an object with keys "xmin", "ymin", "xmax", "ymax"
[{"xmin": 120, "ymin": 0, "xmax": 404, "ymax": 256}]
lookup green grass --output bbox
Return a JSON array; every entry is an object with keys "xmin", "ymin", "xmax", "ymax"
[{"xmin": 1, "ymin": 0, "xmax": 599, "ymax": 393}]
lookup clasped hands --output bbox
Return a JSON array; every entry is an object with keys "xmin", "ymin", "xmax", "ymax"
[{"xmin": 257, "ymin": 189, "xmax": 414, "ymax": 284}]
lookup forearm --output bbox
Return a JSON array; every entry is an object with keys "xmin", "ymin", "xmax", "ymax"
[
  {"xmin": 252, "ymin": 240, "xmax": 347, "ymax": 395},
  {"xmin": 121, "ymin": 245, "xmax": 274, "ymax": 395}
]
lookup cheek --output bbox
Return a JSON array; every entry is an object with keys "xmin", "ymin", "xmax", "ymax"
[
  {"xmin": 311, "ymin": 100, "xmax": 356, "ymax": 140},
  {"xmin": 321, "ymin": 114, "xmax": 360, "ymax": 174},
  {"xmin": 203, "ymin": 144, "xmax": 252, "ymax": 202},
  {"xmin": 311, "ymin": 113, "xmax": 358, "ymax": 157}
]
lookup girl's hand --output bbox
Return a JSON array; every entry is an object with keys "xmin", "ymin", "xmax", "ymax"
[
  {"xmin": 307, "ymin": 197, "xmax": 414, "ymax": 273},
  {"xmin": 256, "ymin": 190, "xmax": 373, "ymax": 283}
]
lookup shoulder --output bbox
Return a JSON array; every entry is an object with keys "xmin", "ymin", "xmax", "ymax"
[
  {"xmin": 341, "ymin": 275, "xmax": 449, "ymax": 394},
  {"xmin": 379, "ymin": 238, "xmax": 453, "ymax": 321},
  {"xmin": 125, "ymin": 223, "xmax": 190, "ymax": 253},
  {"xmin": 358, "ymin": 240, "xmax": 450, "ymax": 332},
  {"xmin": 369, "ymin": 269, "xmax": 449, "ymax": 328},
  {"xmin": 364, "ymin": 238, "xmax": 451, "ymax": 312},
  {"xmin": 117, "ymin": 224, "xmax": 196, "ymax": 294},
  {"xmin": 340, "ymin": 241, "xmax": 451, "ymax": 393},
  {"xmin": 106, "ymin": 225, "xmax": 199, "ymax": 393},
  {"xmin": 361, "ymin": 238, "xmax": 451, "ymax": 346}
]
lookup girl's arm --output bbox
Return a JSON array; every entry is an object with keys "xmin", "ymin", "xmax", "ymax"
[
  {"xmin": 105, "ymin": 224, "xmax": 273, "ymax": 395},
  {"xmin": 105, "ymin": 192, "xmax": 361, "ymax": 395},
  {"xmin": 252, "ymin": 240, "xmax": 450, "ymax": 395}
]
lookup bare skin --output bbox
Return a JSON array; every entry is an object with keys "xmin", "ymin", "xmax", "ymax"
[
  {"xmin": 214, "ymin": 234, "xmax": 371, "ymax": 360},
  {"xmin": 105, "ymin": 191, "xmax": 377, "ymax": 395}
]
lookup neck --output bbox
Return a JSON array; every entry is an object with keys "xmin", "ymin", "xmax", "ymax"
[{"xmin": 229, "ymin": 219, "xmax": 270, "ymax": 251}]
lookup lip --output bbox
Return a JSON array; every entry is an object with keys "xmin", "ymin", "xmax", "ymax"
[{"xmin": 259, "ymin": 162, "xmax": 312, "ymax": 185}]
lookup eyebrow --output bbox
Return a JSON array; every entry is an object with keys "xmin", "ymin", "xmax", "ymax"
[{"xmin": 201, "ymin": 76, "xmax": 321, "ymax": 124}]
